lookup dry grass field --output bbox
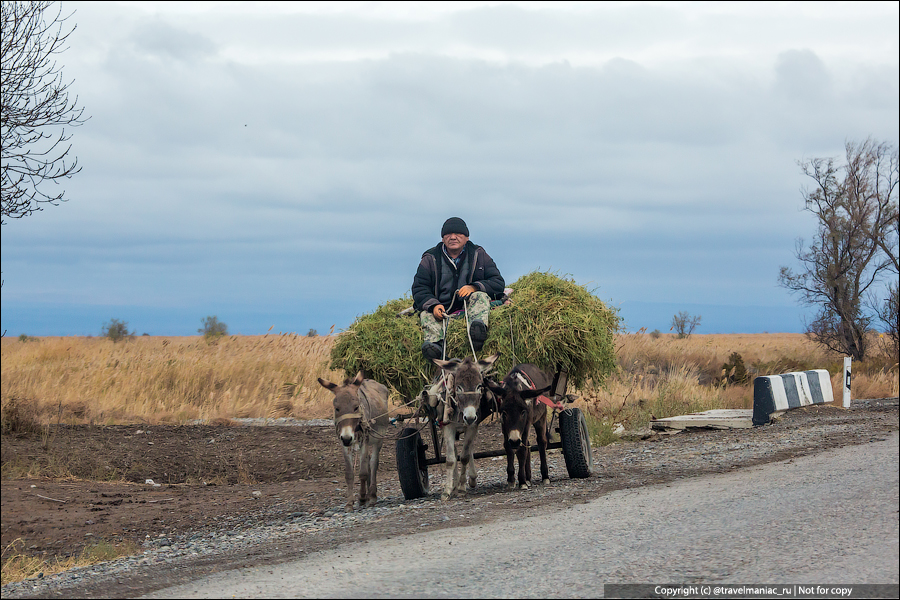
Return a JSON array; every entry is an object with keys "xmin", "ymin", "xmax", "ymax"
[
  {"xmin": 2, "ymin": 331, "xmax": 897, "ymax": 433},
  {"xmin": 1, "ymin": 334, "xmax": 345, "ymax": 428}
]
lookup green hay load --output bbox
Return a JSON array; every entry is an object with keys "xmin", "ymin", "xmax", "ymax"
[{"xmin": 329, "ymin": 271, "xmax": 620, "ymax": 403}]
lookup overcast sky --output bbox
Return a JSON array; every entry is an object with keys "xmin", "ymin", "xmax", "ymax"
[{"xmin": 2, "ymin": 1, "xmax": 898, "ymax": 337}]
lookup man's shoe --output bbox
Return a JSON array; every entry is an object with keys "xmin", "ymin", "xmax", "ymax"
[
  {"xmin": 469, "ymin": 320, "xmax": 487, "ymax": 352},
  {"xmin": 422, "ymin": 341, "xmax": 444, "ymax": 361}
]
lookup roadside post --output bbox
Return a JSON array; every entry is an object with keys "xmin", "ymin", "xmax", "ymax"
[{"xmin": 842, "ymin": 356, "xmax": 852, "ymax": 408}]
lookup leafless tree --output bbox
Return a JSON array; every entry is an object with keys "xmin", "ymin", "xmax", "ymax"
[
  {"xmin": 876, "ymin": 283, "xmax": 899, "ymax": 360},
  {"xmin": 671, "ymin": 311, "xmax": 701, "ymax": 338},
  {"xmin": 779, "ymin": 139, "xmax": 898, "ymax": 361},
  {"xmin": 2, "ymin": 1, "xmax": 86, "ymax": 225},
  {"xmin": 867, "ymin": 147, "xmax": 900, "ymax": 359}
]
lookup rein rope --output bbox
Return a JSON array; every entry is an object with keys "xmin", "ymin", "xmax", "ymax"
[
  {"xmin": 439, "ymin": 288, "xmax": 479, "ymax": 362},
  {"xmin": 344, "ymin": 385, "xmax": 446, "ymax": 443},
  {"xmin": 357, "ymin": 288, "xmax": 496, "ymax": 441},
  {"xmin": 335, "ymin": 412, "xmax": 362, "ymax": 425},
  {"xmin": 462, "ymin": 297, "xmax": 478, "ymax": 361}
]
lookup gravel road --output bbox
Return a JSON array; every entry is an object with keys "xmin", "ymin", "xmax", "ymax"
[
  {"xmin": 3, "ymin": 398, "xmax": 897, "ymax": 599},
  {"xmin": 140, "ymin": 431, "xmax": 899, "ymax": 598}
]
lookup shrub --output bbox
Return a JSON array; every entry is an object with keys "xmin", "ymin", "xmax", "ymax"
[
  {"xmin": 307, "ymin": 328, "xmax": 318, "ymax": 337},
  {"xmin": 101, "ymin": 319, "xmax": 133, "ymax": 343},
  {"xmin": 719, "ymin": 352, "xmax": 750, "ymax": 386},
  {"xmin": 199, "ymin": 316, "xmax": 228, "ymax": 341},
  {"xmin": 649, "ymin": 329, "xmax": 661, "ymax": 339},
  {"xmin": 1, "ymin": 397, "xmax": 42, "ymax": 436},
  {"xmin": 583, "ymin": 411, "xmax": 619, "ymax": 447}
]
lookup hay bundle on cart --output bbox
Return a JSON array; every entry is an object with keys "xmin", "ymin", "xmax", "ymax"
[{"xmin": 329, "ymin": 271, "xmax": 620, "ymax": 403}]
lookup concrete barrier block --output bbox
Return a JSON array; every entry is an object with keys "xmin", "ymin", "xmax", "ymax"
[{"xmin": 752, "ymin": 369, "xmax": 833, "ymax": 425}]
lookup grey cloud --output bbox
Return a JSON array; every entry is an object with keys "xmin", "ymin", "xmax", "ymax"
[
  {"xmin": 72, "ymin": 46, "xmax": 896, "ymax": 250},
  {"xmin": 197, "ymin": 4, "xmax": 682, "ymax": 61},
  {"xmin": 130, "ymin": 17, "xmax": 218, "ymax": 62},
  {"xmin": 774, "ymin": 49, "xmax": 832, "ymax": 103},
  {"xmin": 85, "ymin": 40, "xmax": 894, "ymax": 180},
  {"xmin": 445, "ymin": 3, "xmax": 683, "ymax": 55}
]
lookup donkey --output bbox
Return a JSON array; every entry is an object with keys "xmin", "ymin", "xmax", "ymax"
[
  {"xmin": 486, "ymin": 364, "xmax": 553, "ymax": 489},
  {"xmin": 317, "ymin": 371, "xmax": 390, "ymax": 511},
  {"xmin": 431, "ymin": 353, "xmax": 500, "ymax": 500}
]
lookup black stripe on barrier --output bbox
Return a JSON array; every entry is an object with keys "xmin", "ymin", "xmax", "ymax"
[
  {"xmin": 752, "ymin": 377, "xmax": 775, "ymax": 426},
  {"xmin": 781, "ymin": 374, "xmax": 802, "ymax": 408},
  {"xmin": 804, "ymin": 370, "xmax": 824, "ymax": 404}
]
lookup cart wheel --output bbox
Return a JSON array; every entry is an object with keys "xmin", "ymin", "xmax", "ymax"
[
  {"xmin": 559, "ymin": 408, "xmax": 593, "ymax": 478},
  {"xmin": 396, "ymin": 427, "xmax": 429, "ymax": 499}
]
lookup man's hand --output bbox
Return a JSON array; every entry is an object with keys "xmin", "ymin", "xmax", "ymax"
[
  {"xmin": 432, "ymin": 305, "xmax": 446, "ymax": 320},
  {"xmin": 458, "ymin": 285, "xmax": 476, "ymax": 298}
]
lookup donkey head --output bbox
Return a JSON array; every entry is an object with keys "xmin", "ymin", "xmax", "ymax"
[
  {"xmin": 318, "ymin": 371, "xmax": 365, "ymax": 447},
  {"xmin": 433, "ymin": 353, "xmax": 500, "ymax": 425},
  {"xmin": 487, "ymin": 378, "xmax": 551, "ymax": 448},
  {"xmin": 418, "ymin": 358, "xmax": 462, "ymax": 409}
]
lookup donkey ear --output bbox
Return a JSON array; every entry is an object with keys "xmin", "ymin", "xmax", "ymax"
[
  {"xmin": 317, "ymin": 377, "xmax": 338, "ymax": 392},
  {"xmin": 521, "ymin": 385, "xmax": 552, "ymax": 400},
  {"xmin": 351, "ymin": 371, "xmax": 365, "ymax": 386},
  {"xmin": 432, "ymin": 358, "xmax": 458, "ymax": 372},
  {"xmin": 485, "ymin": 379, "xmax": 505, "ymax": 398},
  {"xmin": 477, "ymin": 352, "xmax": 501, "ymax": 371}
]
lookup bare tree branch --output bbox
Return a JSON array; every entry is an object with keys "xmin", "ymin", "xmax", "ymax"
[{"xmin": 2, "ymin": 1, "xmax": 87, "ymax": 224}]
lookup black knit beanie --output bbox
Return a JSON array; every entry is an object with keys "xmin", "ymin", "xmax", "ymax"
[{"xmin": 441, "ymin": 217, "xmax": 469, "ymax": 237}]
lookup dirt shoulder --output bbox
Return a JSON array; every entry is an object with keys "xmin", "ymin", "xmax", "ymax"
[{"xmin": 1, "ymin": 398, "xmax": 897, "ymax": 599}]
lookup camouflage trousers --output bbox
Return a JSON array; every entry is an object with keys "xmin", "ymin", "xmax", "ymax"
[{"xmin": 420, "ymin": 291, "xmax": 491, "ymax": 343}]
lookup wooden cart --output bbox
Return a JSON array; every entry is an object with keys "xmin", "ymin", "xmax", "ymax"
[{"xmin": 394, "ymin": 365, "xmax": 593, "ymax": 500}]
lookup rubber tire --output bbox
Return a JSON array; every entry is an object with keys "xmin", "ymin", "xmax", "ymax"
[
  {"xmin": 396, "ymin": 427, "xmax": 429, "ymax": 499},
  {"xmin": 559, "ymin": 408, "xmax": 593, "ymax": 479}
]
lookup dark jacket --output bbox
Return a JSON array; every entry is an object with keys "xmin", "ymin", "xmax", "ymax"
[{"xmin": 411, "ymin": 241, "xmax": 505, "ymax": 313}]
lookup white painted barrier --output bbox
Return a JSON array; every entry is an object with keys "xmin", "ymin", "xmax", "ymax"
[
  {"xmin": 843, "ymin": 356, "xmax": 852, "ymax": 408},
  {"xmin": 752, "ymin": 369, "xmax": 834, "ymax": 426}
]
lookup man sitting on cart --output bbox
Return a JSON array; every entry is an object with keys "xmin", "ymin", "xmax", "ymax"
[{"xmin": 411, "ymin": 217, "xmax": 506, "ymax": 360}]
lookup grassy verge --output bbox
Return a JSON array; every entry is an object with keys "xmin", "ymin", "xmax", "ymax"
[{"xmin": 2, "ymin": 538, "xmax": 140, "ymax": 586}]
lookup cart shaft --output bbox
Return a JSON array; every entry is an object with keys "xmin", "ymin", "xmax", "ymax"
[{"xmin": 424, "ymin": 441, "xmax": 562, "ymax": 466}]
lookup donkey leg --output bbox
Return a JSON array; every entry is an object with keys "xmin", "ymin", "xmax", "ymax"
[
  {"xmin": 536, "ymin": 418, "xmax": 550, "ymax": 484},
  {"xmin": 516, "ymin": 445, "xmax": 529, "ymax": 489},
  {"xmin": 456, "ymin": 455, "xmax": 470, "ymax": 494},
  {"xmin": 358, "ymin": 471, "xmax": 370, "ymax": 506},
  {"xmin": 441, "ymin": 426, "xmax": 457, "ymax": 500},
  {"xmin": 366, "ymin": 440, "xmax": 382, "ymax": 506},
  {"xmin": 341, "ymin": 446, "xmax": 356, "ymax": 511},
  {"xmin": 463, "ymin": 424, "xmax": 479, "ymax": 490},
  {"xmin": 524, "ymin": 440, "xmax": 533, "ymax": 486},
  {"xmin": 357, "ymin": 439, "xmax": 370, "ymax": 506},
  {"xmin": 504, "ymin": 438, "xmax": 516, "ymax": 488}
]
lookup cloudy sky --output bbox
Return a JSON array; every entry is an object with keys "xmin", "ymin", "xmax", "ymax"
[{"xmin": 2, "ymin": 1, "xmax": 898, "ymax": 337}]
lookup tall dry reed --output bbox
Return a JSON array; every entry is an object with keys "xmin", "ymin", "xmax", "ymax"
[
  {"xmin": 578, "ymin": 332, "xmax": 898, "ymax": 431},
  {"xmin": 1, "ymin": 334, "xmax": 344, "ymax": 425},
  {"xmin": 2, "ymin": 332, "xmax": 897, "ymax": 428}
]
